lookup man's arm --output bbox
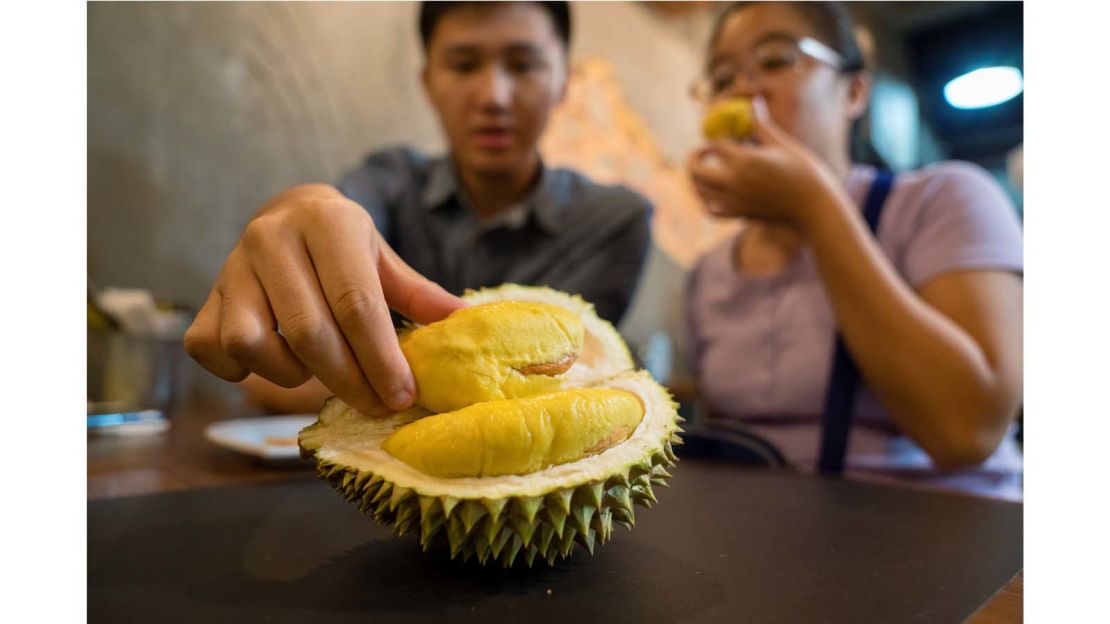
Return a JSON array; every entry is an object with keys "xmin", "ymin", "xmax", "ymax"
[{"xmin": 184, "ymin": 183, "xmax": 465, "ymax": 417}]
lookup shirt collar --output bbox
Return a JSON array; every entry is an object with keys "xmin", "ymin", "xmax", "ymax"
[{"xmin": 418, "ymin": 155, "xmax": 566, "ymax": 234}]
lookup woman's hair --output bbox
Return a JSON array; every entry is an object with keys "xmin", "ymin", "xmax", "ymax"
[
  {"xmin": 708, "ymin": 2, "xmax": 889, "ymax": 169},
  {"xmin": 418, "ymin": 2, "xmax": 572, "ymax": 51}
]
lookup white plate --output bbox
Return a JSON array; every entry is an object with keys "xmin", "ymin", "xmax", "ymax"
[{"xmin": 204, "ymin": 415, "xmax": 317, "ymax": 460}]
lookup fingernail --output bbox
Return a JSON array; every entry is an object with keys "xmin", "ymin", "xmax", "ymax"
[{"xmin": 388, "ymin": 388, "xmax": 413, "ymax": 410}]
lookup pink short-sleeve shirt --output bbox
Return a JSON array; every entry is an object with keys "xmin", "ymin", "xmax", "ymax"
[{"xmin": 685, "ymin": 161, "xmax": 1024, "ymax": 500}]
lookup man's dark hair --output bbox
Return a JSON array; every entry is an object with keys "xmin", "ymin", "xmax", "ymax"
[{"xmin": 418, "ymin": 1, "xmax": 572, "ymax": 50}]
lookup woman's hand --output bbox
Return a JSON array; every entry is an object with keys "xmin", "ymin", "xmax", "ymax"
[
  {"xmin": 686, "ymin": 96, "xmax": 846, "ymax": 230},
  {"xmin": 183, "ymin": 184, "xmax": 466, "ymax": 417}
]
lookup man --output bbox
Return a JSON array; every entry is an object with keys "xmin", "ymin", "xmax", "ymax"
[{"xmin": 184, "ymin": 2, "xmax": 652, "ymax": 416}]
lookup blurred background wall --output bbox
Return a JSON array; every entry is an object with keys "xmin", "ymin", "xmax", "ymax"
[{"xmin": 88, "ymin": 1, "xmax": 1023, "ymax": 372}]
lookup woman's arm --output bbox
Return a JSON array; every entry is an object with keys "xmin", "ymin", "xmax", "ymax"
[
  {"xmin": 687, "ymin": 97, "xmax": 1022, "ymax": 469},
  {"xmin": 802, "ymin": 195, "xmax": 1022, "ymax": 468}
]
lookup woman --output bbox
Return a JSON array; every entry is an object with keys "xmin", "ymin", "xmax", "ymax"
[{"xmin": 684, "ymin": 2, "xmax": 1023, "ymax": 500}]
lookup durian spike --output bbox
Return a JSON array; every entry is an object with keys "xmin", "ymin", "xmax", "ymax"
[
  {"xmin": 558, "ymin": 526, "xmax": 578, "ymax": 558},
  {"xmin": 605, "ymin": 472, "xmax": 630, "ymax": 489},
  {"xmin": 389, "ymin": 485, "xmax": 414, "ymax": 512},
  {"xmin": 509, "ymin": 514, "xmax": 539, "ymax": 546},
  {"xmin": 490, "ymin": 526, "xmax": 513, "ymax": 559},
  {"xmin": 370, "ymin": 481, "xmax": 393, "ymax": 506},
  {"xmin": 577, "ymin": 528, "xmax": 597, "ymax": 555},
  {"xmin": 446, "ymin": 516, "xmax": 468, "ymax": 558},
  {"xmin": 473, "ymin": 534, "xmax": 491, "ymax": 565},
  {"xmin": 440, "ymin": 496, "xmax": 461, "ymax": 517},
  {"xmin": 501, "ymin": 535, "xmax": 524, "ymax": 568},
  {"xmin": 631, "ymin": 483, "xmax": 658, "ymax": 506},
  {"xmin": 548, "ymin": 489, "xmax": 574, "ymax": 515},
  {"xmin": 483, "ymin": 514, "xmax": 508, "ymax": 546},
  {"xmin": 420, "ymin": 516, "xmax": 446, "ymax": 550},
  {"xmin": 579, "ymin": 482, "xmax": 604, "ymax": 509},
  {"xmin": 629, "ymin": 458, "xmax": 654, "ymax": 479},
  {"xmin": 481, "ymin": 497, "xmax": 508, "ymax": 522},
  {"xmin": 524, "ymin": 544, "xmax": 540, "ymax": 568},
  {"xmin": 537, "ymin": 522, "xmax": 557, "ymax": 554},
  {"xmin": 459, "ymin": 500, "xmax": 488, "ymax": 535},
  {"xmin": 573, "ymin": 504, "xmax": 596, "ymax": 535},
  {"xmin": 604, "ymin": 485, "xmax": 632, "ymax": 513},
  {"xmin": 544, "ymin": 502, "xmax": 569, "ymax": 537},
  {"xmin": 513, "ymin": 495, "xmax": 544, "ymax": 524}
]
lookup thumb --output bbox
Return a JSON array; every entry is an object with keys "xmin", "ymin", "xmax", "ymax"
[
  {"xmin": 377, "ymin": 243, "xmax": 467, "ymax": 325},
  {"xmin": 750, "ymin": 95, "xmax": 794, "ymax": 147}
]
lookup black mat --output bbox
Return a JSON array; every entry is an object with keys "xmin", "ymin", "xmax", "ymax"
[{"xmin": 88, "ymin": 461, "xmax": 1022, "ymax": 623}]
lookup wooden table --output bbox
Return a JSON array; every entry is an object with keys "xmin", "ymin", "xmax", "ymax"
[
  {"xmin": 88, "ymin": 394, "xmax": 316, "ymax": 500},
  {"xmin": 87, "ymin": 395, "xmax": 1022, "ymax": 622}
]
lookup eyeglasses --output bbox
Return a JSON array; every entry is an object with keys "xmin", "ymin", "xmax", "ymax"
[{"xmin": 689, "ymin": 36, "xmax": 845, "ymax": 104}]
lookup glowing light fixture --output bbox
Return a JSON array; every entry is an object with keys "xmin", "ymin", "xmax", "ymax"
[{"xmin": 943, "ymin": 66, "xmax": 1024, "ymax": 109}]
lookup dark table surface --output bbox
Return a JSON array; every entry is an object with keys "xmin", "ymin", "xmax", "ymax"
[{"xmin": 89, "ymin": 455, "xmax": 1022, "ymax": 624}]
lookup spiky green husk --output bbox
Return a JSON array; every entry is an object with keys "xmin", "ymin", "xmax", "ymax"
[
  {"xmin": 299, "ymin": 285, "xmax": 682, "ymax": 567},
  {"xmin": 307, "ymin": 433, "xmax": 680, "ymax": 567}
]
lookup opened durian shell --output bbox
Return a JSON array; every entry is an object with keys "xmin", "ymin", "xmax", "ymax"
[{"xmin": 298, "ymin": 285, "xmax": 682, "ymax": 567}]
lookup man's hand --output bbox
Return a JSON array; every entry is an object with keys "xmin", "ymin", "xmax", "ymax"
[{"xmin": 184, "ymin": 184, "xmax": 466, "ymax": 416}]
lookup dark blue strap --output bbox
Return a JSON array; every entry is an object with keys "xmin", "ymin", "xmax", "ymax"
[{"xmin": 817, "ymin": 170, "xmax": 895, "ymax": 475}]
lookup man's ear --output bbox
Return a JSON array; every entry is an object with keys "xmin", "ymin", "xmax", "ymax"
[
  {"xmin": 419, "ymin": 63, "xmax": 431, "ymax": 100},
  {"xmin": 846, "ymin": 70, "xmax": 872, "ymax": 121}
]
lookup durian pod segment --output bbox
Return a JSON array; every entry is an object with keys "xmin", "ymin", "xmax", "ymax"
[
  {"xmin": 399, "ymin": 300, "xmax": 586, "ymax": 414},
  {"xmin": 459, "ymin": 285, "xmax": 635, "ymax": 390},
  {"xmin": 702, "ymin": 97, "xmax": 754, "ymax": 140},
  {"xmin": 299, "ymin": 370, "xmax": 679, "ymax": 567}
]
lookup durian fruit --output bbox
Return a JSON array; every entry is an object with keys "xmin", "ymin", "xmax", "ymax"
[
  {"xmin": 702, "ymin": 97, "xmax": 754, "ymax": 140},
  {"xmin": 299, "ymin": 284, "xmax": 681, "ymax": 567}
]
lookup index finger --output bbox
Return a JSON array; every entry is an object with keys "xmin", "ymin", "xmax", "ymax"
[{"xmin": 304, "ymin": 218, "xmax": 417, "ymax": 412}]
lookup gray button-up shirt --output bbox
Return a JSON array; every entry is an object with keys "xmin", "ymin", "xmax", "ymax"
[{"xmin": 336, "ymin": 147, "xmax": 651, "ymax": 324}]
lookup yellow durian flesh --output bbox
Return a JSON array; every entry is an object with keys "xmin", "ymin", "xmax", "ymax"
[
  {"xmin": 702, "ymin": 97, "xmax": 754, "ymax": 140},
  {"xmin": 381, "ymin": 388, "xmax": 645, "ymax": 478},
  {"xmin": 400, "ymin": 301, "xmax": 584, "ymax": 414}
]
